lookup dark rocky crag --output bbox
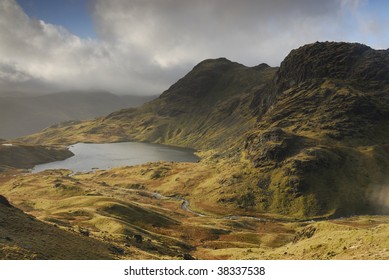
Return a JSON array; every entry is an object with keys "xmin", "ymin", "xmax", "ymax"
[{"xmin": 245, "ymin": 42, "xmax": 389, "ymax": 217}]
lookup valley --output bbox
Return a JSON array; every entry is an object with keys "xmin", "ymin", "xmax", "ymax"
[{"xmin": 1, "ymin": 162, "xmax": 388, "ymax": 260}]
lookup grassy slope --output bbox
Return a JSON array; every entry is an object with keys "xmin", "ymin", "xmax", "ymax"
[
  {"xmin": 0, "ymin": 195, "xmax": 116, "ymax": 259},
  {"xmin": 0, "ymin": 165, "xmax": 387, "ymax": 260}
]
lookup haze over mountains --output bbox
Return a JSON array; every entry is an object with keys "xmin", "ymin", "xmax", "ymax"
[{"xmin": 0, "ymin": 91, "xmax": 154, "ymax": 139}]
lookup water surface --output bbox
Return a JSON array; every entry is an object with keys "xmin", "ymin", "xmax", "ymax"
[{"xmin": 32, "ymin": 142, "xmax": 199, "ymax": 173}]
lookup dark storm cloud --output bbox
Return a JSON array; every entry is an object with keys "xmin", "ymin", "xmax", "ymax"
[{"xmin": 0, "ymin": 0, "xmax": 385, "ymax": 95}]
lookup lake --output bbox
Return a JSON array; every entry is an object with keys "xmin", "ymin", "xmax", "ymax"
[{"xmin": 32, "ymin": 142, "xmax": 200, "ymax": 173}]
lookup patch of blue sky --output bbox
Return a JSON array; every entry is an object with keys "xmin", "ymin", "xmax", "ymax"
[{"xmin": 16, "ymin": 0, "xmax": 96, "ymax": 39}]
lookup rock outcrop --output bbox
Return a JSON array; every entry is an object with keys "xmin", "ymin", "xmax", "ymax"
[{"xmin": 245, "ymin": 42, "xmax": 389, "ymax": 217}]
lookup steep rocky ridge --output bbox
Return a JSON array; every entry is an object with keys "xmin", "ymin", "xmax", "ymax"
[{"xmin": 245, "ymin": 42, "xmax": 389, "ymax": 217}]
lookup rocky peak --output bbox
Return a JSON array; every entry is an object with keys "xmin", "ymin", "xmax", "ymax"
[
  {"xmin": 160, "ymin": 58, "xmax": 247, "ymax": 100},
  {"xmin": 250, "ymin": 41, "xmax": 389, "ymax": 117},
  {"xmin": 252, "ymin": 63, "xmax": 271, "ymax": 71},
  {"xmin": 192, "ymin": 57, "xmax": 240, "ymax": 70},
  {"xmin": 275, "ymin": 41, "xmax": 388, "ymax": 91}
]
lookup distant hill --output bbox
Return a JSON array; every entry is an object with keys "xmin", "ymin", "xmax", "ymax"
[
  {"xmin": 0, "ymin": 142, "xmax": 72, "ymax": 171},
  {"xmin": 0, "ymin": 91, "xmax": 154, "ymax": 139}
]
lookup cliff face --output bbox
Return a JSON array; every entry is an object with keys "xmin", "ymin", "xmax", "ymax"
[
  {"xmin": 245, "ymin": 42, "xmax": 389, "ymax": 217},
  {"xmin": 275, "ymin": 42, "xmax": 387, "ymax": 90}
]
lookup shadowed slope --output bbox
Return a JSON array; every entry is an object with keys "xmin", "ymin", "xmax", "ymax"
[
  {"xmin": 0, "ymin": 142, "xmax": 72, "ymax": 171},
  {"xmin": 0, "ymin": 195, "xmax": 115, "ymax": 259}
]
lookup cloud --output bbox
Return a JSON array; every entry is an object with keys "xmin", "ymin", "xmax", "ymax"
[
  {"xmin": 0, "ymin": 0, "xmax": 173, "ymax": 94},
  {"xmin": 0, "ymin": 0, "xmax": 387, "ymax": 95},
  {"xmin": 368, "ymin": 184, "xmax": 389, "ymax": 213}
]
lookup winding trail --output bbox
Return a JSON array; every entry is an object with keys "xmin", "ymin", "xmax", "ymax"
[
  {"xmin": 141, "ymin": 190, "xmax": 283, "ymax": 222},
  {"xmin": 65, "ymin": 172, "xmax": 312, "ymax": 223},
  {"xmin": 148, "ymin": 192, "xmax": 206, "ymax": 217},
  {"xmin": 144, "ymin": 190, "xmax": 319, "ymax": 223}
]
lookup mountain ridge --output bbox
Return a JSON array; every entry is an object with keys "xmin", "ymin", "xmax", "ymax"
[
  {"xmin": 17, "ymin": 41, "xmax": 389, "ymax": 219},
  {"xmin": 21, "ymin": 58, "xmax": 277, "ymax": 150},
  {"xmin": 245, "ymin": 41, "xmax": 389, "ymax": 217}
]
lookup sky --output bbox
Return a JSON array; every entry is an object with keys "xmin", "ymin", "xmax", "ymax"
[{"xmin": 0, "ymin": 0, "xmax": 388, "ymax": 95}]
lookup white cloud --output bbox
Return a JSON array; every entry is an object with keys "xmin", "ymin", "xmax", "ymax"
[
  {"xmin": 0, "ymin": 0, "xmax": 387, "ymax": 95},
  {"xmin": 0, "ymin": 0, "xmax": 173, "ymax": 94}
]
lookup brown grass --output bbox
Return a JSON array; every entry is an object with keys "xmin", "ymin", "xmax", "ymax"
[{"xmin": 1, "ymin": 161, "xmax": 388, "ymax": 260}]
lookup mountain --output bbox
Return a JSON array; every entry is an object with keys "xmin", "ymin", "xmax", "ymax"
[
  {"xmin": 20, "ymin": 59, "xmax": 277, "ymax": 149},
  {"xmin": 0, "ymin": 90, "xmax": 154, "ymax": 139},
  {"xmin": 19, "ymin": 42, "xmax": 389, "ymax": 219},
  {"xmin": 245, "ymin": 42, "xmax": 389, "ymax": 217},
  {"xmin": 2, "ymin": 42, "xmax": 389, "ymax": 260}
]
